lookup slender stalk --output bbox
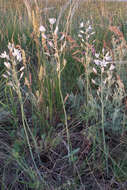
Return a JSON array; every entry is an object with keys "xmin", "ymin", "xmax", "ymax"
[
  {"xmin": 20, "ymin": 103, "xmax": 43, "ymax": 182},
  {"xmin": 58, "ymin": 68, "xmax": 71, "ymax": 160},
  {"xmin": 53, "ymin": 31, "xmax": 71, "ymax": 161},
  {"xmin": 12, "ymin": 60, "xmax": 43, "ymax": 182},
  {"xmin": 101, "ymin": 68, "xmax": 108, "ymax": 175}
]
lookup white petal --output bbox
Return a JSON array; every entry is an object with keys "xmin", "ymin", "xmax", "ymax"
[
  {"xmin": 105, "ymin": 52, "xmax": 109, "ymax": 57},
  {"xmin": 60, "ymin": 34, "xmax": 65, "ymax": 41},
  {"xmin": 0, "ymin": 51, "xmax": 9, "ymax": 60},
  {"xmin": 2, "ymin": 74, "xmax": 8, "ymax": 79},
  {"xmin": 94, "ymin": 59, "xmax": 101, "ymax": 66},
  {"xmin": 95, "ymin": 53, "xmax": 100, "ymax": 58},
  {"xmin": 19, "ymin": 72, "xmax": 24, "ymax": 80},
  {"xmin": 17, "ymin": 54, "xmax": 22, "ymax": 62},
  {"xmin": 12, "ymin": 48, "xmax": 22, "ymax": 62},
  {"xmin": 88, "ymin": 25, "xmax": 92, "ymax": 31},
  {"xmin": 80, "ymin": 30, "xmax": 84, "ymax": 34},
  {"xmin": 12, "ymin": 48, "xmax": 20, "ymax": 57},
  {"xmin": 86, "ymin": 25, "xmax": 92, "ymax": 33},
  {"xmin": 101, "ymin": 60, "xmax": 107, "ymax": 67},
  {"xmin": 103, "ymin": 79, "xmax": 107, "ymax": 84},
  {"xmin": 8, "ymin": 43, "xmax": 14, "ymax": 51},
  {"xmin": 48, "ymin": 41, "xmax": 54, "ymax": 48},
  {"xmin": 93, "ymin": 67, "xmax": 97, "ymax": 74},
  {"xmin": 78, "ymin": 34, "xmax": 83, "ymax": 38},
  {"xmin": 49, "ymin": 18, "xmax": 56, "ymax": 25},
  {"xmin": 39, "ymin": 25, "xmax": 46, "ymax": 32},
  {"xmin": 7, "ymin": 71, "xmax": 11, "ymax": 75},
  {"xmin": 109, "ymin": 64, "xmax": 115, "ymax": 71},
  {"xmin": 4, "ymin": 62, "xmax": 11, "ymax": 69},
  {"xmin": 19, "ymin": 66, "xmax": 25, "ymax": 72},
  {"xmin": 80, "ymin": 22, "xmax": 84, "ymax": 28},
  {"xmin": 91, "ymin": 32, "xmax": 95, "ymax": 35},
  {"xmin": 105, "ymin": 55, "xmax": 112, "ymax": 61},
  {"xmin": 91, "ymin": 79, "xmax": 96, "ymax": 84}
]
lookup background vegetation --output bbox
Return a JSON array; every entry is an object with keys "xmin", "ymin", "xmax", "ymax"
[{"xmin": 0, "ymin": 0, "xmax": 127, "ymax": 189}]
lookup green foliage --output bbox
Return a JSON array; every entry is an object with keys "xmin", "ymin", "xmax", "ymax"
[{"xmin": 1, "ymin": 0, "xmax": 127, "ymax": 189}]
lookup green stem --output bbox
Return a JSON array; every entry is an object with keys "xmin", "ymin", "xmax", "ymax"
[
  {"xmin": 101, "ymin": 68, "xmax": 108, "ymax": 175},
  {"xmin": 58, "ymin": 69, "xmax": 71, "ymax": 162},
  {"xmin": 12, "ymin": 61, "xmax": 43, "ymax": 182}
]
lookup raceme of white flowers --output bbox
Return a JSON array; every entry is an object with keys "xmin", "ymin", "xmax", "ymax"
[
  {"xmin": 94, "ymin": 50, "xmax": 114, "ymax": 69},
  {"xmin": 78, "ymin": 20, "xmax": 95, "ymax": 41},
  {"xmin": 0, "ymin": 43, "xmax": 24, "ymax": 90},
  {"xmin": 39, "ymin": 18, "xmax": 56, "ymax": 33}
]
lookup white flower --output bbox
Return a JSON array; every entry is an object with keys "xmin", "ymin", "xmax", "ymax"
[
  {"xmin": 78, "ymin": 34, "xmax": 83, "ymax": 38},
  {"xmin": 86, "ymin": 35, "xmax": 90, "ymax": 40},
  {"xmin": 86, "ymin": 20, "xmax": 90, "ymax": 25},
  {"xmin": 12, "ymin": 48, "xmax": 19, "ymax": 57},
  {"xmin": 12, "ymin": 48, "xmax": 22, "ymax": 62},
  {"xmin": 109, "ymin": 64, "xmax": 115, "ymax": 71},
  {"xmin": 49, "ymin": 18, "xmax": 56, "ymax": 25},
  {"xmin": 17, "ymin": 54, "xmax": 22, "ymax": 62},
  {"xmin": 44, "ymin": 52, "xmax": 50, "ymax": 56},
  {"xmin": 19, "ymin": 66, "xmax": 25, "ymax": 72},
  {"xmin": 94, "ymin": 59, "xmax": 101, "ymax": 66},
  {"xmin": 48, "ymin": 41, "xmax": 54, "ymax": 48},
  {"xmin": 0, "ymin": 51, "xmax": 10, "ymax": 60},
  {"xmin": 101, "ymin": 60, "xmax": 108, "ymax": 67},
  {"xmin": 86, "ymin": 25, "xmax": 92, "ymax": 33},
  {"xmin": 95, "ymin": 53, "xmax": 100, "ymax": 58},
  {"xmin": 7, "ymin": 71, "xmax": 11, "ymax": 76},
  {"xmin": 19, "ymin": 72, "xmax": 24, "ymax": 80},
  {"xmin": 91, "ymin": 79, "xmax": 96, "ymax": 84},
  {"xmin": 105, "ymin": 52, "xmax": 112, "ymax": 61},
  {"xmin": 80, "ymin": 22, "xmax": 84, "ymax": 28},
  {"xmin": 60, "ymin": 34, "xmax": 65, "ymax": 41},
  {"xmin": 8, "ymin": 43, "xmax": 14, "ymax": 51},
  {"xmin": 80, "ymin": 30, "xmax": 84, "ymax": 34},
  {"xmin": 88, "ymin": 25, "xmax": 92, "ymax": 31},
  {"xmin": 2, "ymin": 74, "xmax": 8, "ymax": 79},
  {"xmin": 91, "ymin": 32, "xmax": 95, "ymax": 35},
  {"xmin": 39, "ymin": 25, "xmax": 46, "ymax": 32},
  {"xmin": 93, "ymin": 67, "xmax": 97, "ymax": 74},
  {"xmin": 103, "ymin": 79, "xmax": 107, "ymax": 84},
  {"xmin": 4, "ymin": 62, "xmax": 11, "ymax": 69}
]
